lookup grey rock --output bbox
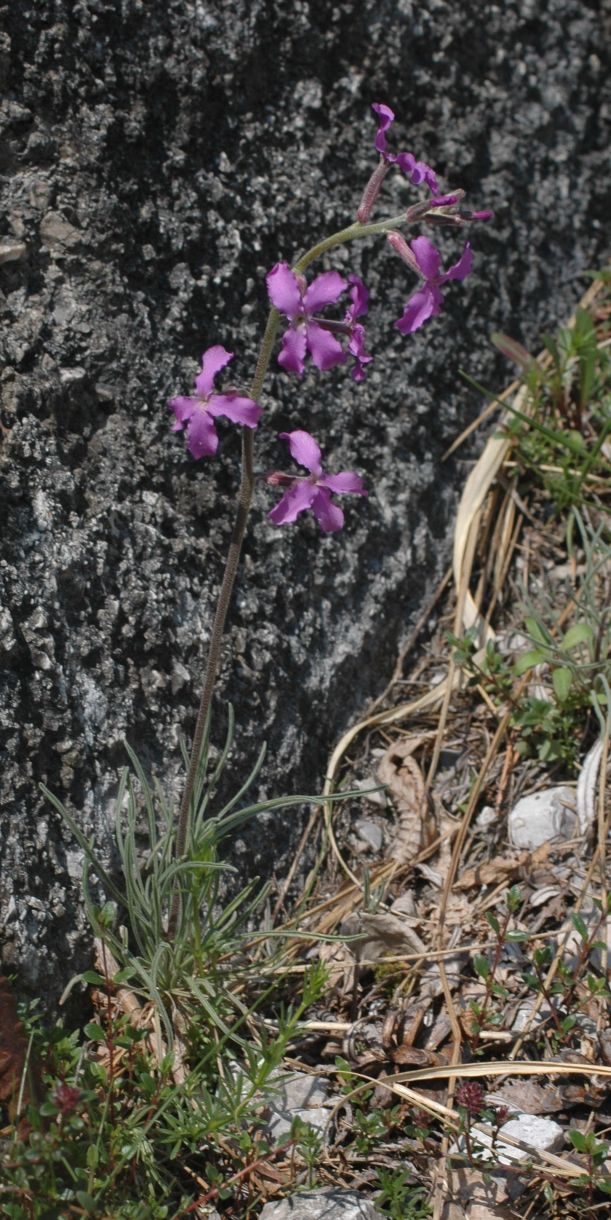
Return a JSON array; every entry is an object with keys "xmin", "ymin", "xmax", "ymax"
[
  {"xmin": 508, "ymin": 786, "xmax": 577, "ymax": 849},
  {"xmin": 259, "ymin": 1189, "xmax": 385, "ymax": 1219},
  {"xmin": 266, "ymin": 1069, "xmax": 331, "ymax": 1140},
  {"xmin": 511, "ymin": 1000, "xmax": 555, "ymax": 1032},
  {"xmin": 1, "ymin": 0, "xmax": 609, "ymax": 1001},
  {"xmin": 0, "ymin": 240, "xmax": 26, "ymax": 264},
  {"xmin": 354, "ymin": 818, "xmax": 384, "ymax": 852}
]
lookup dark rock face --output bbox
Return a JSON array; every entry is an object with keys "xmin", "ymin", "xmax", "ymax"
[{"xmin": 0, "ymin": 0, "xmax": 608, "ymax": 998}]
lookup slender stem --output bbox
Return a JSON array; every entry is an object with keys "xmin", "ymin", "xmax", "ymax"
[
  {"xmin": 168, "ymin": 308, "xmax": 280, "ymax": 937},
  {"xmin": 168, "ymin": 207, "xmax": 416, "ymax": 938}
]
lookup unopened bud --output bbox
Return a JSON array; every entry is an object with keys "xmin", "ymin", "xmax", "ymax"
[
  {"xmin": 386, "ymin": 230, "xmax": 420, "ymax": 275},
  {"xmin": 356, "ymin": 159, "xmax": 390, "ymax": 223},
  {"xmin": 266, "ymin": 471, "xmax": 295, "ymax": 487}
]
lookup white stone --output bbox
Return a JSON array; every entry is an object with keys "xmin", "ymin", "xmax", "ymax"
[
  {"xmin": 508, "ymin": 786, "xmax": 577, "ymax": 849},
  {"xmin": 259, "ymin": 1189, "xmax": 385, "ymax": 1219},
  {"xmin": 451, "ymin": 1114, "xmax": 564, "ymax": 1165}
]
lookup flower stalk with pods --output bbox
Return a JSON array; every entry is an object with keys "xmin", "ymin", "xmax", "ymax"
[{"xmin": 166, "ymin": 103, "xmax": 492, "ymax": 932}]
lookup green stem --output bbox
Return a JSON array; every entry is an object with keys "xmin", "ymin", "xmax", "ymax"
[{"xmin": 168, "ymin": 207, "xmax": 414, "ymax": 939}]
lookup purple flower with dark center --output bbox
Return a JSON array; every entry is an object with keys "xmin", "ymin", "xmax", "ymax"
[
  {"xmin": 372, "ymin": 103, "xmax": 439, "ymax": 194},
  {"xmin": 389, "ymin": 233, "xmax": 473, "ymax": 335},
  {"xmin": 344, "ymin": 274, "xmax": 373, "ymax": 381},
  {"xmin": 267, "ymin": 263, "xmax": 347, "ymax": 376},
  {"xmin": 267, "ymin": 430, "xmax": 368, "ymax": 533},
  {"xmin": 169, "ymin": 346, "xmax": 262, "ymax": 459}
]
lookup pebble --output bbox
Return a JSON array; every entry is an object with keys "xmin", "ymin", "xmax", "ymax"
[
  {"xmin": 354, "ymin": 818, "xmax": 383, "ymax": 852},
  {"xmin": 265, "ymin": 1070, "xmax": 331, "ymax": 1141},
  {"xmin": 259, "ymin": 1190, "xmax": 385, "ymax": 1219},
  {"xmin": 451, "ymin": 1113, "xmax": 564, "ymax": 1164},
  {"xmin": 508, "ymin": 786, "xmax": 577, "ymax": 849}
]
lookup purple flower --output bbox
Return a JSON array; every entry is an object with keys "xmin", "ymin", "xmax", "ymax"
[
  {"xmin": 169, "ymin": 346, "xmax": 262, "ymax": 459},
  {"xmin": 390, "ymin": 234, "xmax": 473, "ymax": 335},
  {"xmin": 371, "ymin": 103, "xmax": 439, "ymax": 194},
  {"xmin": 267, "ymin": 430, "xmax": 368, "ymax": 533},
  {"xmin": 267, "ymin": 263, "xmax": 347, "ymax": 377},
  {"xmin": 344, "ymin": 274, "xmax": 373, "ymax": 381}
]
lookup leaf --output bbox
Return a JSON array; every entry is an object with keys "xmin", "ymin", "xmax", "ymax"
[
  {"xmin": 552, "ymin": 667, "xmax": 573, "ymax": 702},
  {"xmin": 81, "ymin": 970, "xmax": 106, "ymax": 986},
  {"xmin": 569, "ymin": 1129, "xmax": 588, "ymax": 1153},
  {"xmin": 84, "ymin": 1023, "xmax": 106, "ymax": 1042},
  {"xmin": 514, "ymin": 648, "xmax": 547, "ymax": 676},
  {"xmin": 571, "ymin": 913, "xmax": 589, "ymax": 941},
  {"xmin": 524, "ymin": 617, "xmax": 552, "ymax": 647},
  {"xmin": 473, "ymin": 954, "xmax": 490, "ymax": 979},
  {"xmin": 491, "ymin": 331, "xmax": 537, "ymax": 372},
  {"xmin": 376, "ymin": 738, "xmax": 432, "ymax": 864},
  {"xmin": 560, "ymin": 623, "xmax": 593, "ymax": 651},
  {"xmin": 455, "ymin": 851, "xmax": 528, "ymax": 890}
]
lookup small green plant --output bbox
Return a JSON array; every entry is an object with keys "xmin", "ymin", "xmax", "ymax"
[
  {"xmin": 492, "ymin": 288, "xmax": 611, "ymax": 514},
  {"xmin": 467, "ymin": 886, "xmax": 524, "ymax": 1050},
  {"xmin": 451, "ymin": 510, "xmax": 610, "ymax": 771},
  {"xmin": 374, "ymin": 1167, "xmax": 432, "ymax": 1219},
  {"xmin": 290, "ymin": 1116, "xmax": 324, "ymax": 1188},
  {"xmin": 568, "ymin": 1129, "xmax": 611, "ymax": 1203}
]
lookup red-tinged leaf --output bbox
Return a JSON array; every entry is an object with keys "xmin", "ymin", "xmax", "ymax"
[{"xmin": 491, "ymin": 331, "xmax": 537, "ymax": 371}]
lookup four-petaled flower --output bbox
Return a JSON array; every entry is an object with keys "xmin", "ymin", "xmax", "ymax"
[
  {"xmin": 372, "ymin": 103, "xmax": 439, "ymax": 193},
  {"xmin": 390, "ymin": 234, "xmax": 473, "ymax": 334},
  {"xmin": 169, "ymin": 346, "xmax": 261, "ymax": 460},
  {"xmin": 267, "ymin": 263, "xmax": 348, "ymax": 377},
  {"xmin": 267, "ymin": 430, "xmax": 368, "ymax": 533}
]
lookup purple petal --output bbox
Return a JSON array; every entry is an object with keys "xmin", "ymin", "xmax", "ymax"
[
  {"xmin": 395, "ymin": 154, "xmax": 439, "ymax": 194},
  {"xmin": 347, "ymin": 324, "xmax": 373, "ymax": 381},
  {"xmin": 440, "ymin": 241, "xmax": 473, "ymax": 283},
  {"xmin": 280, "ymin": 429, "xmax": 323, "ymax": 475},
  {"xmin": 311, "ymin": 488, "xmax": 345, "ymax": 533},
  {"xmin": 430, "ymin": 194, "xmax": 461, "ymax": 207},
  {"xmin": 207, "ymin": 393, "xmax": 262, "ymax": 428},
  {"xmin": 186, "ymin": 405, "xmax": 219, "ymax": 459},
  {"xmin": 395, "ymin": 285, "xmax": 439, "ymax": 334},
  {"xmin": 410, "ymin": 236, "xmax": 442, "ymax": 281},
  {"xmin": 278, "ymin": 323, "xmax": 307, "ymax": 376},
  {"xmin": 303, "ymin": 270, "xmax": 347, "ymax": 313},
  {"xmin": 371, "ymin": 102, "xmax": 394, "ymax": 155},
  {"xmin": 169, "ymin": 395, "xmax": 197, "ymax": 430},
  {"xmin": 305, "ymin": 321, "xmax": 346, "ymax": 371},
  {"xmin": 320, "ymin": 471, "xmax": 368, "ymax": 495},
  {"xmin": 266, "ymin": 262, "xmax": 302, "ymax": 318},
  {"xmin": 195, "ymin": 345, "xmax": 234, "ymax": 398},
  {"xmin": 268, "ymin": 480, "xmax": 317, "ymax": 525},
  {"xmin": 346, "ymin": 274, "xmax": 369, "ymax": 321}
]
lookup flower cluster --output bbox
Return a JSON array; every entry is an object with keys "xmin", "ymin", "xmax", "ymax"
[{"xmin": 169, "ymin": 102, "xmax": 491, "ymax": 534}]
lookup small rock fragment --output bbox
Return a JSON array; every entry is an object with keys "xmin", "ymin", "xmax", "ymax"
[
  {"xmin": 354, "ymin": 818, "xmax": 383, "ymax": 852},
  {"xmin": 451, "ymin": 1113, "xmax": 564, "ymax": 1164},
  {"xmin": 259, "ymin": 1189, "xmax": 385, "ymax": 1219},
  {"xmin": 0, "ymin": 241, "xmax": 26, "ymax": 264},
  {"xmin": 508, "ymin": 786, "xmax": 577, "ymax": 849},
  {"xmin": 265, "ymin": 1070, "xmax": 330, "ymax": 1141}
]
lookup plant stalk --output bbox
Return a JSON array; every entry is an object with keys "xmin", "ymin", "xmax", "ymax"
[{"xmin": 168, "ymin": 207, "xmax": 418, "ymax": 938}]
